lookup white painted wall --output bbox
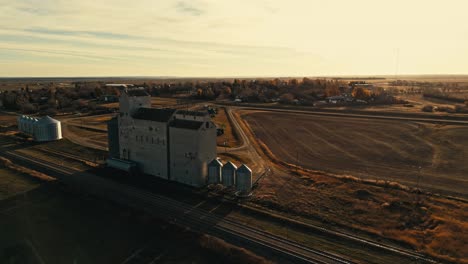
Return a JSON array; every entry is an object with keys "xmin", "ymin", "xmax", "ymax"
[{"xmin": 169, "ymin": 122, "xmax": 217, "ymax": 187}]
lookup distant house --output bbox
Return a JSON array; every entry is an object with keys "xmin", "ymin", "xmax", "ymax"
[
  {"xmin": 326, "ymin": 96, "xmax": 346, "ymax": 104},
  {"xmin": 354, "ymin": 83, "xmax": 375, "ymax": 91}
]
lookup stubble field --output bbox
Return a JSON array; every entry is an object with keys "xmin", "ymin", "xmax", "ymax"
[{"xmin": 243, "ymin": 112, "xmax": 468, "ymax": 198}]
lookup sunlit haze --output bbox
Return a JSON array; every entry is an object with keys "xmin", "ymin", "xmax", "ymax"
[{"xmin": 1, "ymin": 0, "xmax": 467, "ymax": 77}]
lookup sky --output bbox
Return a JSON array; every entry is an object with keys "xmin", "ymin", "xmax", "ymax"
[{"xmin": 0, "ymin": 0, "xmax": 467, "ymax": 77}]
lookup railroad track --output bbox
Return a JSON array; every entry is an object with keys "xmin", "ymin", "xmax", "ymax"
[
  {"xmin": 3, "ymin": 148, "xmax": 440, "ymax": 263},
  {"xmin": 33, "ymin": 146, "xmax": 101, "ymax": 165},
  {"xmin": 3, "ymin": 150, "xmax": 355, "ymax": 264},
  {"xmin": 117, "ymin": 188, "xmax": 354, "ymax": 264}
]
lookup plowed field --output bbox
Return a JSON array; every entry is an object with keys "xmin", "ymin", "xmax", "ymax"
[{"xmin": 244, "ymin": 112, "xmax": 468, "ymax": 197}]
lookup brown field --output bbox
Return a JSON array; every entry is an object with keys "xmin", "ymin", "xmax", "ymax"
[
  {"xmin": 67, "ymin": 114, "xmax": 113, "ymax": 131},
  {"xmin": 244, "ymin": 112, "xmax": 468, "ymax": 198},
  {"xmin": 239, "ymin": 111, "xmax": 468, "ymax": 263},
  {"xmin": 0, "ymin": 114, "xmax": 17, "ymax": 127},
  {"xmin": 67, "ymin": 125, "xmax": 108, "ymax": 148},
  {"xmin": 100, "ymin": 97, "xmax": 182, "ymax": 109}
]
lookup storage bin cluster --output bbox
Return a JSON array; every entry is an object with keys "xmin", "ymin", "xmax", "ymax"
[
  {"xmin": 207, "ymin": 158, "xmax": 252, "ymax": 194},
  {"xmin": 17, "ymin": 115, "xmax": 62, "ymax": 142}
]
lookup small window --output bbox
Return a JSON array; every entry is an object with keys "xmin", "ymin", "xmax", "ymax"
[
  {"xmin": 205, "ymin": 122, "xmax": 209, "ymax": 128},
  {"xmin": 149, "ymin": 127, "xmax": 153, "ymax": 131}
]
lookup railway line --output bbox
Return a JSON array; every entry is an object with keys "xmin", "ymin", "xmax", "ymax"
[
  {"xmin": 1, "ymin": 149, "xmax": 356, "ymax": 264},
  {"xmin": 33, "ymin": 145, "xmax": 101, "ymax": 166}
]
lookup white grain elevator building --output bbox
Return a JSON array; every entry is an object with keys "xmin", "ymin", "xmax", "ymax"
[{"xmin": 108, "ymin": 86, "xmax": 217, "ymax": 187}]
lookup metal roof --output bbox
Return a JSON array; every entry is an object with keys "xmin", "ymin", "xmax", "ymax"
[
  {"xmin": 106, "ymin": 84, "xmax": 134, "ymax": 87},
  {"xmin": 169, "ymin": 119, "xmax": 204, "ymax": 130},
  {"xmin": 36, "ymin": 116, "xmax": 59, "ymax": 125},
  {"xmin": 132, "ymin": 108, "xmax": 176, "ymax": 122},
  {"xmin": 208, "ymin": 158, "xmax": 223, "ymax": 167},
  {"xmin": 237, "ymin": 164, "xmax": 252, "ymax": 173},
  {"xmin": 223, "ymin": 161, "xmax": 238, "ymax": 170}
]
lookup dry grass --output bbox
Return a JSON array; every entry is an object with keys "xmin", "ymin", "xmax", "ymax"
[
  {"xmin": 198, "ymin": 234, "xmax": 273, "ymax": 264},
  {"xmin": 218, "ymin": 152, "xmax": 252, "ymax": 165},
  {"xmin": 212, "ymin": 107, "xmax": 240, "ymax": 147},
  {"xmin": 0, "ymin": 114, "xmax": 17, "ymax": 127},
  {"xmin": 0, "ymin": 167, "xmax": 40, "ymax": 200},
  {"xmin": 0, "ymin": 157, "xmax": 55, "ymax": 182},
  {"xmin": 252, "ymin": 166, "xmax": 468, "ymax": 262},
  {"xmin": 67, "ymin": 114, "xmax": 113, "ymax": 130},
  {"xmin": 251, "ymin": 139, "xmax": 468, "ymax": 263}
]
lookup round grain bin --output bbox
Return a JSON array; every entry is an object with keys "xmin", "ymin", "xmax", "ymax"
[
  {"xmin": 221, "ymin": 161, "xmax": 237, "ymax": 187},
  {"xmin": 17, "ymin": 115, "xmax": 25, "ymax": 132},
  {"xmin": 207, "ymin": 158, "xmax": 223, "ymax": 184},
  {"xmin": 33, "ymin": 116, "xmax": 62, "ymax": 142},
  {"xmin": 25, "ymin": 116, "xmax": 34, "ymax": 134},
  {"xmin": 236, "ymin": 164, "xmax": 252, "ymax": 194}
]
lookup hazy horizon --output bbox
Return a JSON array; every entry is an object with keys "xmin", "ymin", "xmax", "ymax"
[{"xmin": 1, "ymin": 0, "xmax": 467, "ymax": 77}]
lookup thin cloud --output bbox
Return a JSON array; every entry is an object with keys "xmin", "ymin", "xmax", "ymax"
[
  {"xmin": 1, "ymin": 47, "xmax": 115, "ymax": 61},
  {"xmin": 25, "ymin": 28, "xmax": 135, "ymax": 40},
  {"xmin": 175, "ymin": 1, "xmax": 203, "ymax": 16},
  {"xmin": 16, "ymin": 7, "xmax": 50, "ymax": 16}
]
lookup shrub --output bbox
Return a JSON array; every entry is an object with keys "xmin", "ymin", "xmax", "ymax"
[
  {"xmin": 434, "ymin": 106, "xmax": 455, "ymax": 113},
  {"xmin": 422, "ymin": 105, "xmax": 434, "ymax": 112}
]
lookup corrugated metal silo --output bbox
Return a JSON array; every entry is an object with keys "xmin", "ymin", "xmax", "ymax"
[
  {"xmin": 25, "ymin": 116, "xmax": 34, "ymax": 134},
  {"xmin": 33, "ymin": 116, "xmax": 62, "ymax": 142},
  {"xmin": 17, "ymin": 115, "xmax": 24, "ymax": 132},
  {"xmin": 221, "ymin": 161, "xmax": 237, "ymax": 187},
  {"xmin": 236, "ymin": 164, "xmax": 252, "ymax": 194},
  {"xmin": 207, "ymin": 158, "xmax": 223, "ymax": 184}
]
